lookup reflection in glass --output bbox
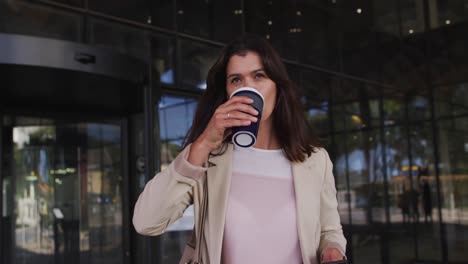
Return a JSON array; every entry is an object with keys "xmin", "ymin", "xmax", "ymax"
[
  {"xmin": 244, "ymin": 0, "xmax": 274, "ymax": 44},
  {"xmin": 157, "ymin": 95, "xmax": 198, "ymax": 263},
  {"xmin": 346, "ymin": 130, "xmax": 384, "ymax": 264},
  {"xmin": 438, "ymin": 118, "xmax": 468, "ymax": 262},
  {"xmin": 176, "ymin": 0, "xmax": 210, "ymax": 38},
  {"xmin": 427, "ymin": 25, "xmax": 468, "ymax": 86},
  {"xmin": 149, "ymin": 0, "xmax": 175, "ymax": 29},
  {"xmin": 302, "ymin": 70, "xmax": 330, "ymax": 134},
  {"xmin": 180, "ymin": 40, "xmax": 221, "ymax": 90},
  {"xmin": 332, "ymin": 82, "xmax": 380, "ymax": 131},
  {"xmin": 430, "ymin": 0, "xmax": 468, "ymax": 29},
  {"xmin": 409, "ymin": 124, "xmax": 442, "ymax": 261},
  {"xmin": 385, "ymin": 126, "xmax": 417, "ymax": 264},
  {"xmin": 159, "ymin": 96, "xmax": 197, "ymax": 170},
  {"xmin": 382, "ymin": 91, "xmax": 405, "ymax": 126},
  {"xmin": 151, "ymin": 35, "xmax": 175, "ymax": 85},
  {"xmin": 408, "ymin": 95, "xmax": 431, "ymax": 121},
  {"xmin": 333, "ymin": 134, "xmax": 350, "ymax": 225},
  {"xmin": 351, "ymin": 234, "xmax": 381, "ymax": 264},
  {"xmin": 3, "ymin": 117, "xmax": 123, "ymax": 264},
  {"xmin": 213, "ymin": 0, "xmax": 243, "ymax": 42},
  {"xmin": 307, "ymin": 108, "xmax": 328, "ymax": 136},
  {"xmin": 88, "ymin": 0, "xmax": 148, "ymax": 24},
  {"xmin": 435, "ymin": 83, "xmax": 468, "ymax": 117},
  {"xmin": 346, "ymin": 130, "xmax": 385, "ymax": 224},
  {"xmin": 400, "ymin": 0, "xmax": 426, "ymax": 36},
  {"xmin": 295, "ymin": 1, "xmax": 340, "ymax": 70},
  {"xmin": 386, "ymin": 126, "xmax": 410, "ymax": 224},
  {"xmin": 340, "ymin": 0, "xmax": 379, "ymax": 80},
  {"xmin": 333, "ymin": 100, "xmax": 380, "ymax": 132},
  {"xmin": 374, "ymin": 1, "xmax": 400, "ymax": 40},
  {"xmin": 89, "ymin": 19, "xmax": 150, "ymax": 61},
  {"xmin": 0, "ymin": 0, "xmax": 81, "ymax": 41}
]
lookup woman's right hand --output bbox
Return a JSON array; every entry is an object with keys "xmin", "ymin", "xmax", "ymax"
[{"xmin": 188, "ymin": 96, "xmax": 259, "ymax": 166}]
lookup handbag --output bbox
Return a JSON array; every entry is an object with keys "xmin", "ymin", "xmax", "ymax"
[{"xmin": 179, "ymin": 178, "xmax": 208, "ymax": 264}]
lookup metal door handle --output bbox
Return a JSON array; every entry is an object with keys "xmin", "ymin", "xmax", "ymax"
[{"xmin": 74, "ymin": 53, "xmax": 96, "ymax": 64}]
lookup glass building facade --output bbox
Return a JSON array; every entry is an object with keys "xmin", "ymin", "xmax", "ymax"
[{"xmin": 1, "ymin": 0, "xmax": 467, "ymax": 263}]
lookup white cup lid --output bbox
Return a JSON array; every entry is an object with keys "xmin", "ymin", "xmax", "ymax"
[
  {"xmin": 233, "ymin": 131, "xmax": 256, "ymax": 148},
  {"xmin": 229, "ymin": 87, "xmax": 265, "ymax": 102}
]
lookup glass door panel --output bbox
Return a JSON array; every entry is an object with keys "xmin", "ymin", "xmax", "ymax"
[{"xmin": 2, "ymin": 116, "xmax": 123, "ymax": 264}]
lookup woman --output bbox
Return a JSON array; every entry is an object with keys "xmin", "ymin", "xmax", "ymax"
[{"xmin": 133, "ymin": 34, "xmax": 346, "ymax": 264}]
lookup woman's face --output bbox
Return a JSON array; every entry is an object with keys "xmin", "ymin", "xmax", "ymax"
[{"xmin": 225, "ymin": 51, "xmax": 277, "ymax": 124}]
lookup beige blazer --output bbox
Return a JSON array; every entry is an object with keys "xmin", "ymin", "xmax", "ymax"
[{"xmin": 133, "ymin": 143, "xmax": 346, "ymax": 264}]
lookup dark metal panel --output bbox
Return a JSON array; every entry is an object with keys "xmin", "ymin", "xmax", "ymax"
[
  {"xmin": 121, "ymin": 117, "xmax": 132, "ymax": 264},
  {"xmin": 143, "ymin": 80, "xmax": 158, "ymax": 264},
  {"xmin": 429, "ymin": 82, "xmax": 449, "ymax": 264},
  {"xmin": 0, "ymin": 112, "xmax": 3, "ymax": 264},
  {"xmin": 0, "ymin": 33, "xmax": 146, "ymax": 83},
  {"xmin": 403, "ymin": 93, "xmax": 419, "ymax": 260}
]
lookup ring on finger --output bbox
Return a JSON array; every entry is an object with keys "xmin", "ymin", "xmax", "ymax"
[{"xmin": 227, "ymin": 112, "xmax": 231, "ymax": 119}]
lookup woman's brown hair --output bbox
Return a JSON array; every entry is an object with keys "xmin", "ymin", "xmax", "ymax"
[{"xmin": 183, "ymin": 34, "xmax": 321, "ymax": 162}]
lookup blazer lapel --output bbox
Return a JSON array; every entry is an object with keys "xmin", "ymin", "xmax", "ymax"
[{"xmin": 205, "ymin": 143, "xmax": 233, "ymax": 263}]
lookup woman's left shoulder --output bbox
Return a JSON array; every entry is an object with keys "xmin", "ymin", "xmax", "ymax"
[{"xmin": 306, "ymin": 147, "xmax": 330, "ymax": 163}]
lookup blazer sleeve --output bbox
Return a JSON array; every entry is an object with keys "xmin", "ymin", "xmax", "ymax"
[
  {"xmin": 132, "ymin": 144, "xmax": 207, "ymax": 236},
  {"xmin": 318, "ymin": 149, "xmax": 347, "ymax": 257}
]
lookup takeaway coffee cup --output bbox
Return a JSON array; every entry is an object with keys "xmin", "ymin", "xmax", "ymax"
[{"xmin": 229, "ymin": 87, "xmax": 264, "ymax": 148}]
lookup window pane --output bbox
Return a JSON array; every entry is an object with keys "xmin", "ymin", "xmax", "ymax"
[
  {"xmin": 333, "ymin": 134, "xmax": 350, "ymax": 225},
  {"xmin": 89, "ymin": 19, "xmax": 150, "ymax": 61},
  {"xmin": 0, "ymin": 1, "xmax": 81, "ymax": 41},
  {"xmin": 296, "ymin": 1, "xmax": 340, "ymax": 70},
  {"xmin": 159, "ymin": 96, "xmax": 198, "ymax": 167},
  {"xmin": 347, "ymin": 130, "xmax": 384, "ymax": 264},
  {"xmin": 180, "ymin": 40, "xmax": 221, "ymax": 90},
  {"xmin": 3, "ymin": 117, "xmax": 124, "ymax": 264},
  {"xmin": 347, "ymin": 130, "xmax": 385, "ymax": 224},
  {"xmin": 176, "ymin": 0, "xmax": 210, "ymax": 38},
  {"xmin": 408, "ymin": 95, "xmax": 431, "ymax": 122},
  {"xmin": 152, "ymin": 35, "xmax": 175, "ymax": 85},
  {"xmin": 339, "ymin": 0, "xmax": 379, "ymax": 80},
  {"xmin": 427, "ymin": 24, "xmax": 468, "ymax": 86},
  {"xmin": 409, "ymin": 124, "xmax": 442, "ymax": 261},
  {"xmin": 437, "ymin": 117, "xmax": 468, "ymax": 262},
  {"xmin": 88, "ymin": 0, "xmax": 149, "ymax": 24},
  {"xmin": 430, "ymin": 0, "xmax": 468, "ymax": 30},
  {"xmin": 244, "ymin": 0, "xmax": 275, "ymax": 46},
  {"xmin": 157, "ymin": 95, "xmax": 198, "ymax": 263},
  {"xmin": 332, "ymin": 81, "xmax": 380, "ymax": 131},
  {"xmin": 149, "ymin": 0, "xmax": 174, "ymax": 29},
  {"xmin": 400, "ymin": 0, "xmax": 426, "ymax": 36},
  {"xmin": 213, "ymin": 0, "xmax": 243, "ymax": 42},
  {"xmin": 382, "ymin": 89, "xmax": 405, "ymax": 126},
  {"xmin": 385, "ymin": 126, "xmax": 418, "ymax": 264},
  {"xmin": 435, "ymin": 83, "xmax": 468, "ymax": 117},
  {"xmin": 302, "ymin": 70, "xmax": 330, "ymax": 135},
  {"xmin": 285, "ymin": 64, "xmax": 301, "ymax": 86}
]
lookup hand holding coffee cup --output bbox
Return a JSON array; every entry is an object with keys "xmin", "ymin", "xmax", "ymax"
[
  {"xmin": 229, "ymin": 87, "xmax": 264, "ymax": 147},
  {"xmin": 193, "ymin": 92, "xmax": 259, "ymax": 153}
]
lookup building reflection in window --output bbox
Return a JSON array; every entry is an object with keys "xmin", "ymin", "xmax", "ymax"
[
  {"xmin": 4, "ymin": 116, "xmax": 123, "ymax": 264},
  {"xmin": 157, "ymin": 95, "xmax": 198, "ymax": 263},
  {"xmin": 438, "ymin": 117, "xmax": 468, "ymax": 262},
  {"xmin": 180, "ymin": 40, "xmax": 220, "ymax": 90}
]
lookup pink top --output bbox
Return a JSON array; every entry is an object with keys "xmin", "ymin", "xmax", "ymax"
[{"xmin": 221, "ymin": 146, "xmax": 302, "ymax": 264}]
